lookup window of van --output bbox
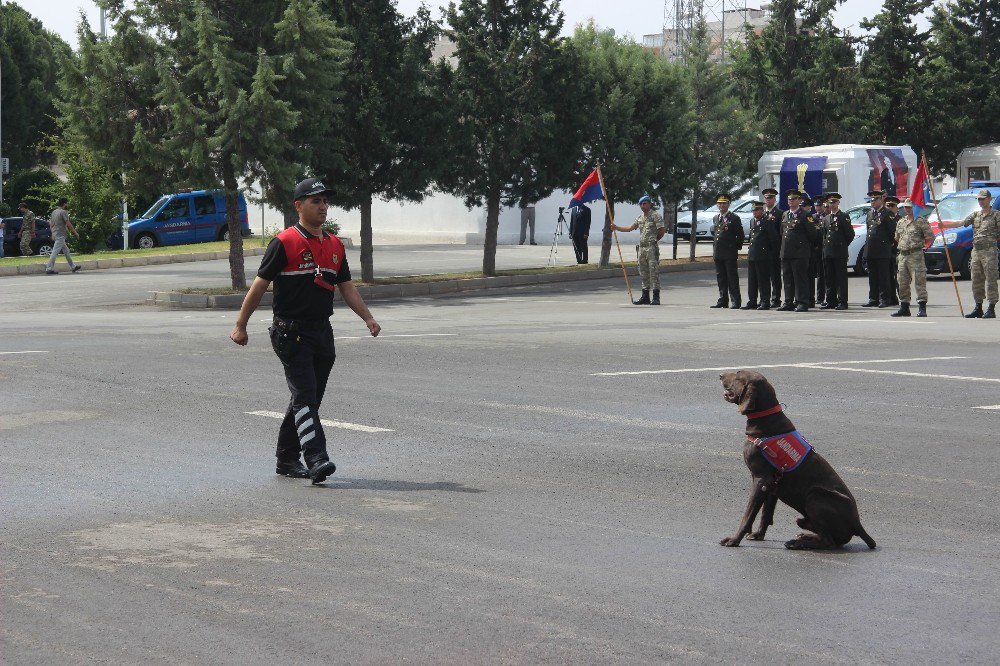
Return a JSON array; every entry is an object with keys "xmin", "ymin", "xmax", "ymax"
[
  {"xmin": 161, "ymin": 198, "xmax": 189, "ymax": 219},
  {"xmin": 142, "ymin": 196, "xmax": 169, "ymax": 218},
  {"xmin": 194, "ymin": 195, "xmax": 216, "ymax": 215}
]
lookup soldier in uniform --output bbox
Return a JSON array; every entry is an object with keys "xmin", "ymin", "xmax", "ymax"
[
  {"xmin": 761, "ymin": 188, "xmax": 783, "ymax": 307},
  {"xmin": 611, "ymin": 194, "xmax": 665, "ymax": 305},
  {"xmin": 809, "ymin": 196, "xmax": 828, "ymax": 307},
  {"xmin": 885, "ymin": 195, "xmax": 902, "ymax": 306},
  {"xmin": 742, "ymin": 200, "xmax": 780, "ymax": 310},
  {"xmin": 892, "ymin": 198, "xmax": 934, "ymax": 317},
  {"xmin": 862, "ymin": 190, "xmax": 896, "ymax": 307},
  {"xmin": 777, "ymin": 189, "xmax": 817, "ymax": 312},
  {"xmin": 962, "ymin": 189, "xmax": 1000, "ymax": 319},
  {"xmin": 17, "ymin": 203, "xmax": 36, "ymax": 256},
  {"xmin": 820, "ymin": 193, "xmax": 855, "ymax": 310},
  {"xmin": 709, "ymin": 195, "xmax": 745, "ymax": 309}
]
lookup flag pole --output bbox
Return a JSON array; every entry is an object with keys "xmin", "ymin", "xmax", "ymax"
[
  {"xmin": 596, "ymin": 165, "xmax": 634, "ymax": 302},
  {"xmin": 922, "ymin": 152, "xmax": 964, "ymax": 316}
]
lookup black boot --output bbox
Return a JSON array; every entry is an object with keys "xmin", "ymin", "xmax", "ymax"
[
  {"xmin": 917, "ymin": 301, "xmax": 927, "ymax": 317},
  {"xmin": 633, "ymin": 289, "xmax": 650, "ymax": 305},
  {"xmin": 308, "ymin": 460, "xmax": 337, "ymax": 485},
  {"xmin": 794, "ymin": 303, "xmax": 809, "ymax": 312},
  {"xmin": 862, "ymin": 300, "xmax": 878, "ymax": 307},
  {"xmin": 740, "ymin": 302, "xmax": 757, "ymax": 310},
  {"xmin": 985, "ymin": 302, "xmax": 997, "ymax": 319},
  {"xmin": 650, "ymin": 290, "xmax": 661, "ymax": 305},
  {"xmin": 966, "ymin": 302, "xmax": 984, "ymax": 318},
  {"xmin": 709, "ymin": 298, "xmax": 727, "ymax": 309},
  {"xmin": 730, "ymin": 301, "xmax": 741, "ymax": 309},
  {"xmin": 276, "ymin": 460, "xmax": 310, "ymax": 478},
  {"xmin": 891, "ymin": 302, "xmax": 911, "ymax": 317}
]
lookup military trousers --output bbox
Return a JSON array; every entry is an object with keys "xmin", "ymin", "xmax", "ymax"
[
  {"xmin": 823, "ymin": 257, "xmax": 849, "ymax": 306},
  {"xmin": 270, "ymin": 318, "xmax": 336, "ymax": 467},
  {"xmin": 747, "ymin": 260, "xmax": 771, "ymax": 306},
  {"xmin": 781, "ymin": 258, "xmax": 810, "ymax": 306},
  {"xmin": 638, "ymin": 243, "xmax": 660, "ymax": 290},
  {"xmin": 770, "ymin": 256, "xmax": 782, "ymax": 305},
  {"xmin": 896, "ymin": 249, "xmax": 928, "ymax": 303},
  {"xmin": 867, "ymin": 258, "xmax": 894, "ymax": 304},
  {"xmin": 19, "ymin": 234, "xmax": 32, "ymax": 256},
  {"xmin": 970, "ymin": 245, "xmax": 999, "ymax": 303},
  {"xmin": 714, "ymin": 254, "xmax": 740, "ymax": 305}
]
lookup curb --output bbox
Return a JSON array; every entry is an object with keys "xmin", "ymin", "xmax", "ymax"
[
  {"xmin": 147, "ymin": 259, "xmax": 736, "ymax": 309},
  {"xmin": 0, "ymin": 247, "xmax": 269, "ymax": 277}
]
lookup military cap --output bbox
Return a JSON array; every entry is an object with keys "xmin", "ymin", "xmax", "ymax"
[
  {"xmin": 716, "ymin": 194, "xmax": 730, "ymax": 204},
  {"xmin": 762, "ymin": 188, "xmax": 778, "ymax": 196},
  {"xmin": 899, "ymin": 198, "xmax": 914, "ymax": 208},
  {"xmin": 977, "ymin": 189, "xmax": 992, "ymax": 199},
  {"xmin": 867, "ymin": 189, "xmax": 885, "ymax": 198},
  {"xmin": 885, "ymin": 195, "xmax": 900, "ymax": 204},
  {"xmin": 293, "ymin": 177, "xmax": 333, "ymax": 200},
  {"xmin": 825, "ymin": 192, "xmax": 842, "ymax": 201},
  {"xmin": 751, "ymin": 201, "xmax": 765, "ymax": 210},
  {"xmin": 801, "ymin": 194, "xmax": 813, "ymax": 205},
  {"xmin": 785, "ymin": 189, "xmax": 802, "ymax": 198},
  {"xmin": 637, "ymin": 194, "xmax": 651, "ymax": 204}
]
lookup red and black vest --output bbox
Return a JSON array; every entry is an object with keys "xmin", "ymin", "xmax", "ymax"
[{"xmin": 277, "ymin": 225, "xmax": 345, "ymax": 282}]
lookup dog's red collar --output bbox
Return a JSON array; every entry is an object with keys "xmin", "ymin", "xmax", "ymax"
[{"xmin": 745, "ymin": 404, "xmax": 783, "ymax": 419}]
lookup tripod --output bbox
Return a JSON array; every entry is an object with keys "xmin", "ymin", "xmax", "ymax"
[{"xmin": 547, "ymin": 206, "xmax": 569, "ymax": 266}]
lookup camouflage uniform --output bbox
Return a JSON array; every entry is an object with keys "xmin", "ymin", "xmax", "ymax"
[
  {"xmin": 963, "ymin": 208, "xmax": 1000, "ymax": 304},
  {"xmin": 894, "ymin": 216, "xmax": 934, "ymax": 303},
  {"xmin": 19, "ymin": 210, "xmax": 35, "ymax": 256},
  {"xmin": 635, "ymin": 210, "xmax": 664, "ymax": 290}
]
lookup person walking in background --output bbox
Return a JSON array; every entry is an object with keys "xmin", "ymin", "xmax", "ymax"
[
  {"xmin": 45, "ymin": 198, "xmax": 81, "ymax": 275},
  {"xmin": 18, "ymin": 203, "xmax": 36, "ymax": 257},
  {"xmin": 892, "ymin": 198, "xmax": 934, "ymax": 317},
  {"xmin": 519, "ymin": 201, "xmax": 536, "ymax": 245},
  {"xmin": 569, "ymin": 203, "xmax": 591, "ymax": 264}
]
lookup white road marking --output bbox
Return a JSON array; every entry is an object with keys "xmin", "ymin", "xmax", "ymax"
[
  {"xmin": 592, "ymin": 356, "xmax": 967, "ymax": 376},
  {"xmin": 246, "ymin": 410, "xmax": 393, "ymax": 433},
  {"xmin": 336, "ymin": 333, "xmax": 457, "ymax": 340},
  {"xmin": 973, "ymin": 405, "xmax": 1000, "ymax": 410},
  {"xmin": 709, "ymin": 318, "xmax": 936, "ymax": 326},
  {"xmin": 0, "ymin": 350, "xmax": 49, "ymax": 355},
  {"xmin": 808, "ymin": 366, "xmax": 1000, "ymax": 384}
]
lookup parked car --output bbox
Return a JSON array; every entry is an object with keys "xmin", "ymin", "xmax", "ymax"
[
  {"xmin": 674, "ymin": 199, "xmax": 756, "ymax": 242},
  {"xmin": 106, "ymin": 189, "xmax": 251, "ymax": 250},
  {"xmin": 844, "ymin": 204, "xmax": 870, "ymax": 275},
  {"xmin": 923, "ymin": 186, "xmax": 1000, "ymax": 279},
  {"xmin": 1, "ymin": 216, "xmax": 55, "ymax": 257}
]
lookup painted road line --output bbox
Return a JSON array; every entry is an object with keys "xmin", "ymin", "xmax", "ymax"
[
  {"xmin": 972, "ymin": 405, "xmax": 1000, "ymax": 410},
  {"xmin": 808, "ymin": 366, "xmax": 1000, "ymax": 384},
  {"xmin": 0, "ymin": 410, "xmax": 100, "ymax": 430},
  {"xmin": 336, "ymin": 333, "xmax": 457, "ymax": 340},
  {"xmin": 0, "ymin": 350, "xmax": 49, "ymax": 355},
  {"xmin": 709, "ymin": 318, "xmax": 937, "ymax": 326},
  {"xmin": 592, "ymin": 356, "xmax": 968, "ymax": 377},
  {"xmin": 246, "ymin": 410, "xmax": 393, "ymax": 433}
]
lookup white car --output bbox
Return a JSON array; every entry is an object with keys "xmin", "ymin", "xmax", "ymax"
[
  {"xmin": 845, "ymin": 205, "xmax": 870, "ymax": 275},
  {"xmin": 674, "ymin": 199, "xmax": 755, "ymax": 242}
]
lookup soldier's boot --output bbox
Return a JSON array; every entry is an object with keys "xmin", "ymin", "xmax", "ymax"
[
  {"xmin": 984, "ymin": 302, "xmax": 997, "ymax": 319},
  {"xmin": 794, "ymin": 303, "xmax": 809, "ymax": 313},
  {"xmin": 891, "ymin": 302, "xmax": 911, "ymax": 317},
  {"xmin": 633, "ymin": 289, "xmax": 650, "ymax": 305},
  {"xmin": 730, "ymin": 301, "xmax": 741, "ymax": 310},
  {"xmin": 917, "ymin": 301, "xmax": 927, "ymax": 318},
  {"xmin": 861, "ymin": 300, "xmax": 878, "ymax": 307},
  {"xmin": 740, "ymin": 301, "xmax": 757, "ymax": 310},
  {"xmin": 966, "ymin": 302, "xmax": 984, "ymax": 319},
  {"xmin": 709, "ymin": 298, "xmax": 727, "ymax": 309},
  {"xmin": 650, "ymin": 290, "xmax": 661, "ymax": 306}
]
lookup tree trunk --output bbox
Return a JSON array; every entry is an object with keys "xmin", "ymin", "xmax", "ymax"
[
  {"xmin": 360, "ymin": 195, "xmax": 374, "ymax": 284},
  {"xmin": 222, "ymin": 163, "xmax": 246, "ymax": 290},
  {"xmin": 482, "ymin": 190, "xmax": 501, "ymax": 276},
  {"xmin": 688, "ymin": 185, "xmax": 700, "ymax": 263},
  {"xmin": 282, "ymin": 204, "xmax": 297, "ymax": 229},
  {"xmin": 599, "ymin": 202, "xmax": 613, "ymax": 267}
]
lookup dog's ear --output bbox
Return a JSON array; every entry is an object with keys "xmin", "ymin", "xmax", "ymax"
[
  {"xmin": 742, "ymin": 375, "xmax": 778, "ymax": 414},
  {"xmin": 737, "ymin": 373, "xmax": 757, "ymax": 414}
]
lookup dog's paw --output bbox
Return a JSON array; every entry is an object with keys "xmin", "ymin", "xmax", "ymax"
[
  {"xmin": 746, "ymin": 531, "xmax": 767, "ymax": 541},
  {"xmin": 784, "ymin": 539, "xmax": 804, "ymax": 550},
  {"xmin": 719, "ymin": 536, "xmax": 742, "ymax": 547}
]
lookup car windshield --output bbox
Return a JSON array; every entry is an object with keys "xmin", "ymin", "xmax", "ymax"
[
  {"xmin": 141, "ymin": 196, "xmax": 170, "ymax": 219},
  {"xmin": 933, "ymin": 196, "xmax": 983, "ymax": 222}
]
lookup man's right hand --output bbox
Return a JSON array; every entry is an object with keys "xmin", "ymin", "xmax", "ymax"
[{"xmin": 230, "ymin": 325, "xmax": 249, "ymax": 346}]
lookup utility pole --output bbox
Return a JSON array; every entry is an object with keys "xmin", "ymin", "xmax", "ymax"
[{"xmin": 1, "ymin": 0, "xmax": 5, "ymax": 209}]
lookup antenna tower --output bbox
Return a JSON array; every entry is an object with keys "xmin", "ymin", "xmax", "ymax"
[{"xmin": 662, "ymin": 0, "xmax": 751, "ymax": 62}]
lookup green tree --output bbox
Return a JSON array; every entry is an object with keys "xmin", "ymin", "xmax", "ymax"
[
  {"xmin": 920, "ymin": 0, "xmax": 1000, "ymax": 171},
  {"xmin": 685, "ymin": 11, "xmax": 761, "ymax": 261},
  {"xmin": 566, "ymin": 24, "xmax": 694, "ymax": 266},
  {"xmin": 320, "ymin": 1, "xmax": 443, "ymax": 283},
  {"xmin": 440, "ymin": 0, "xmax": 575, "ymax": 276},
  {"xmin": 0, "ymin": 4, "xmax": 70, "ymax": 202},
  {"xmin": 2, "ymin": 166, "xmax": 59, "ymax": 213}
]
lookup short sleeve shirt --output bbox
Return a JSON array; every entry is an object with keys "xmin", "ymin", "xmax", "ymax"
[
  {"xmin": 895, "ymin": 217, "xmax": 933, "ymax": 252},
  {"xmin": 962, "ymin": 209, "xmax": 1000, "ymax": 245},
  {"xmin": 257, "ymin": 225, "xmax": 352, "ymax": 322},
  {"xmin": 635, "ymin": 211, "xmax": 664, "ymax": 246},
  {"xmin": 49, "ymin": 208, "xmax": 69, "ymax": 238}
]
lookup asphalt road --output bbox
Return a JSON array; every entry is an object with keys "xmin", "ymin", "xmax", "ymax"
[{"xmin": 2, "ymin": 262, "xmax": 998, "ymax": 664}]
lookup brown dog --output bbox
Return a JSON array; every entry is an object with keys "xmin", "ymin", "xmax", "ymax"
[{"xmin": 719, "ymin": 370, "xmax": 876, "ymax": 550}]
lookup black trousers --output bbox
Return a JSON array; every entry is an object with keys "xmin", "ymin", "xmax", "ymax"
[
  {"xmin": 715, "ymin": 255, "xmax": 740, "ymax": 305},
  {"xmin": 747, "ymin": 260, "xmax": 771, "ymax": 306},
  {"xmin": 782, "ymin": 258, "xmax": 810, "ymax": 306},
  {"xmin": 571, "ymin": 234, "xmax": 588, "ymax": 264},
  {"xmin": 813, "ymin": 251, "xmax": 826, "ymax": 302},
  {"xmin": 770, "ymin": 256, "xmax": 782, "ymax": 304},
  {"xmin": 867, "ymin": 258, "xmax": 894, "ymax": 304},
  {"xmin": 823, "ymin": 257, "xmax": 849, "ymax": 306},
  {"xmin": 270, "ymin": 318, "xmax": 336, "ymax": 467}
]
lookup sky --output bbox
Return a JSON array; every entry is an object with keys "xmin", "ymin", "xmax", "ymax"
[{"xmin": 11, "ymin": 0, "xmax": 904, "ymax": 50}]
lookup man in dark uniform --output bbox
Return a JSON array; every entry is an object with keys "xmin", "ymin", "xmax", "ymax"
[
  {"xmin": 230, "ymin": 178, "xmax": 381, "ymax": 484},
  {"xmin": 820, "ymin": 192, "xmax": 855, "ymax": 310},
  {"xmin": 709, "ymin": 194, "xmax": 745, "ymax": 309},
  {"xmin": 885, "ymin": 195, "xmax": 901, "ymax": 306},
  {"xmin": 810, "ymin": 196, "xmax": 828, "ymax": 307},
  {"xmin": 569, "ymin": 203, "xmax": 591, "ymax": 264},
  {"xmin": 778, "ymin": 189, "xmax": 817, "ymax": 312},
  {"xmin": 742, "ymin": 200, "xmax": 780, "ymax": 310},
  {"xmin": 761, "ymin": 188, "xmax": 783, "ymax": 307},
  {"xmin": 862, "ymin": 190, "xmax": 897, "ymax": 307}
]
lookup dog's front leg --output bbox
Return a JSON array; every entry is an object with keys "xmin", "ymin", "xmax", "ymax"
[
  {"xmin": 747, "ymin": 492, "xmax": 778, "ymax": 540},
  {"xmin": 720, "ymin": 479, "xmax": 767, "ymax": 547}
]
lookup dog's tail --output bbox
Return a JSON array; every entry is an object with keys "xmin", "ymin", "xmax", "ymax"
[{"xmin": 856, "ymin": 524, "xmax": 876, "ymax": 550}]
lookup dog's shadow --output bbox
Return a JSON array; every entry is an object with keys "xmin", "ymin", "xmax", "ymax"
[
  {"xmin": 313, "ymin": 477, "xmax": 486, "ymax": 494},
  {"xmin": 739, "ymin": 539, "xmax": 878, "ymax": 553}
]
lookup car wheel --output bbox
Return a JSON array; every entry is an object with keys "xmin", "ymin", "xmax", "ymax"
[
  {"xmin": 33, "ymin": 241, "xmax": 54, "ymax": 256},
  {"xmin": 220, "ymin": 227, "xmax": 230, "ymax": 242},
  {"xmin": 959, "ymin": 253, "xmax": 972, "ymax": 280},
  {"xmin": 136, "ymin": 232, "xmax": 157, "ymax": 249}
]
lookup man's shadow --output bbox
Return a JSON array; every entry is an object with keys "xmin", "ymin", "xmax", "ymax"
[{"xmin": 314, "ymin": 478, "xmax": 485, "ymax": 493}]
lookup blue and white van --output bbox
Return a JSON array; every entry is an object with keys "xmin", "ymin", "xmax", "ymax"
[
  {"xmin": 109, "ymin": 189, "xmax": 251, "ymax": 249},
  {"xmin": 924, "ymin": 184, "xmax": 1000, "ymax": 279}
]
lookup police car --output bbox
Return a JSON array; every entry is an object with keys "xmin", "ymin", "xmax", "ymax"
[
  {"xmin": 923, "ymin": 185, "xmax": 1000, "ymax": 279},
  {"xmin": 107, "ymin": 189, "xmax": 251, "ymax": 249}
]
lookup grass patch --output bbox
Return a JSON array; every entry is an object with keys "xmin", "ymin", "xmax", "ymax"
[{"xmin": 0, "ymin": 237, "xmax": 271, "ymax": 267}]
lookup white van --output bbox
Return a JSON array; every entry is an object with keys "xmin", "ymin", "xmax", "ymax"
[{"xmin": 956, "ymin": 144, "xmax": 1000, "ymax": 190}]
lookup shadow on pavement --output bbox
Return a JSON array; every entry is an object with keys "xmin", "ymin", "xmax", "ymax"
[{"xmin": 314, "ymin": 478, "xmax": 485, "ymax": 493}]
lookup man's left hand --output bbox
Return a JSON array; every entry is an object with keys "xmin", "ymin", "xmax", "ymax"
[{"xmin": 366, "ymin": 319, "xmax": 381, "ymax": 337}]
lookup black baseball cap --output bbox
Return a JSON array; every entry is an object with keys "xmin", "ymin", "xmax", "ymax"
[{"xmin": 293, "ymin": 177, "xmax": 333, "ymax": 201}]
